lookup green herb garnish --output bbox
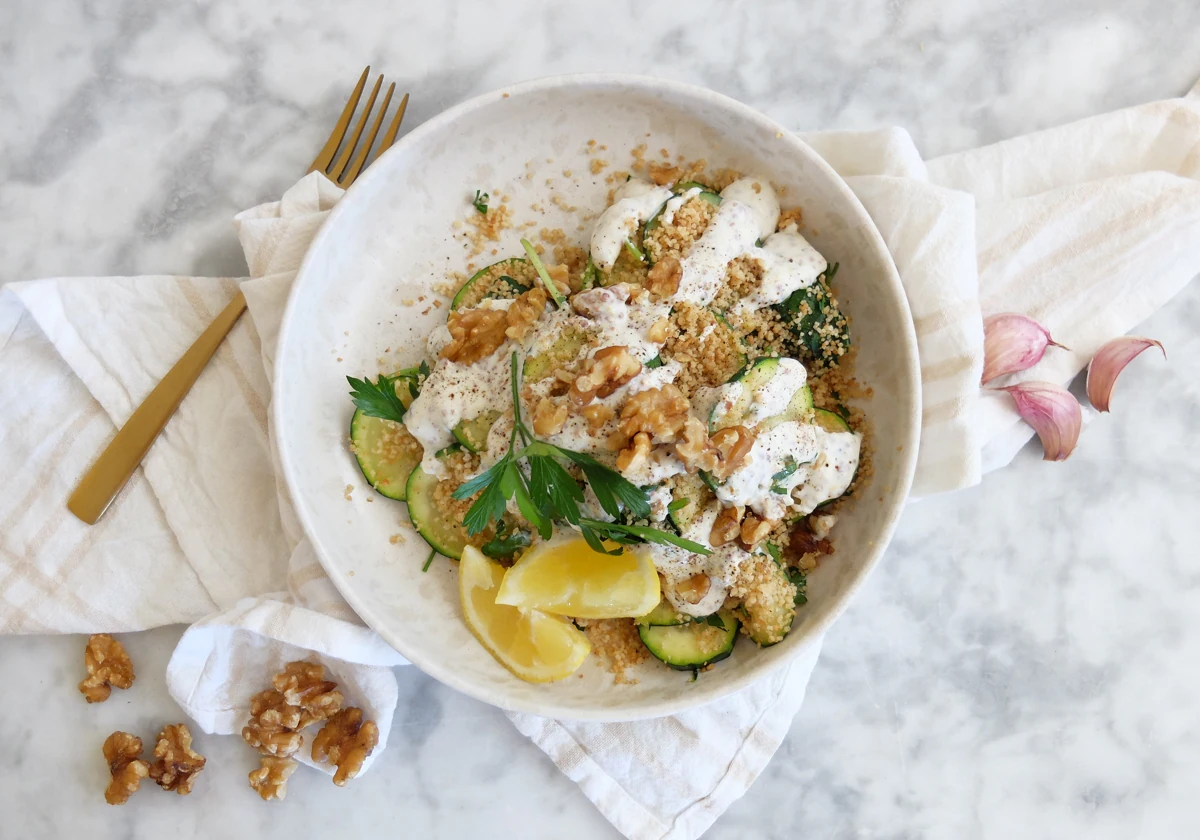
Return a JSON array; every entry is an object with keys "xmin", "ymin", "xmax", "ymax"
[
  {"xmin": 472, "ymin": 190, "xmax": 489, "ymax": 214},
  {"xmin": 346, "ymin": 373, "xmax": 409, "ymax": 424},
  {"xmin": 623, "ymin": 238, "xmax": 645, "ymax": 263},
  {"xmin": 694, "ymin": 613, "xmax": 726, "ymax": 628},
  {"xmin": 481, "ymin": 521, "xmax": 532, "ymax": 559},
  {"xmin": 422, "ymin": 549, "xmax": 437, "ymax": 572},
  {"xmin": 770, "ymin": 456, "xmax": 801, "ymax": 495},
  {"xmin": 453, "ymin": 353, "xmax": 711, "ymax": 556},
  {"xmin": 784, "ymin": 565, "xmax": 807, "ymax": 606},
  {"xmin": 667, "ymin": 498, "xmax": 689, "ymax": 513},
  {"xmin": 520, "ymin": 238, "xmax": 567, "ymax": 309},
  {"xmin": 581, "ymin": 256, "xmax": 599, "ymax": 290}
]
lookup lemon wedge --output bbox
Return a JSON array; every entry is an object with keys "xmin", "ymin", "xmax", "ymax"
[
  {"xmin": 459, "ymin": 546, "xmax": 590, "ymax": 683},
  {"xmin": 495, "ymin": 535, "xmax": 661, "ymax": 619}
]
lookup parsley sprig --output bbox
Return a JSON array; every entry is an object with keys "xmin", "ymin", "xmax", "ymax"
[
  {"xmin": 452, "ymin": 352, "xmax": 711, "ymax": 556},
  {"xmin": 346, "ymin": 362, "xmax": 429, "ymax": 424}
]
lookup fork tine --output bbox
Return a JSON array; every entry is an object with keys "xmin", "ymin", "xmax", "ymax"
[
  {"xmin": 342, "ymin": 82, "xmax": 394, "ymax": 187},
  {"xmin": 309, "ymin": 66, "xmax": 370, "ymax": 175},
  {"xmin": 331, "ymin": 74, "xmax": 383, "ymax": 185},
  {"xmin": 376, "ymin": 92, "xmax": 410, "ymax": 157}
]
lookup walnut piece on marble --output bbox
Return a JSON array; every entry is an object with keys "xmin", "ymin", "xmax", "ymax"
[
  {"xmin": 148, "ymin": 723, "xmax": 206, "ymax": 795},
  {"xmin": 248, "ymin": 756, "xmax": 299, "ymax": 801},
  {"xmin": 102, "ymin": 731, "xmax": 149, "ymax": 805},
  {"xmin": 311, "ymin": 707, "xmax": 380, "ymax": 787},
  {"xmin": 79, "ymin": 634, "xmax": 135, "ymax": 704},
  {"xmin": 242, "ymin": 689, "xmax": 305, "ymax": 758},
  {"xmin": 271, "ymin": 660, "xmax": 343, "ymax": 728},
  {"xmin": 569, "ymin": 346, "xmax": 642, "ymax": 407}
]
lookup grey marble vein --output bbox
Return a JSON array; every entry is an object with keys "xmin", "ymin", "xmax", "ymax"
[{"xmin": 2, "ymin": 0, "xmax": 1199, "ymax": 837}]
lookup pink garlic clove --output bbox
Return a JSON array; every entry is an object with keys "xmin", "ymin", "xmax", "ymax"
[
  {"xmin": 981, "ymin": 313, "xmax": 1068, "ymax": 385},
  {"xmin": 999, "ymin": 381, "xmax": 1082, "ymax": 462},
  {"xmin": 1085, "ymin": 336, "xmax": 1166, "ymax": 413}
]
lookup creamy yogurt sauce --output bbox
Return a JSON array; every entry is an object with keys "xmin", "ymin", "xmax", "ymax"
[
  {"xmin": 570, "ymin": 285, "xmax": 671, "ymax": 365},
  {"xmin": 719, "ymin": 176, "xmax": 780, "ymax": 240},
  {"xmin": 589, "ymin": 180, "xmax": 673, "ymax": 271},
  {"xmin": 651, "ymin": 503, "xmax": 751, "ymax": 616},
  {"xmin": 405, "ymin": 340, "xmax": 513, "ymax": 478},
  {"xmin": 657, "ymin": 186, "xmax": 701, "ymax": 228},
  {"xmin": 790, "ymin": 428, "xmax": 862, "ymax": 514},
  {"xmin": 731, "ymin": 224, "xmax": 827, "ymax": 315},
  {"xmin": 708, "ymin": 358, "xmax": 807, "ymax": 430},
  {"xmin": 671, "ymin": 200, "xmax": 761, "ymax": 305},
  {"xmin": 716, "ymin": 421, "xmax": 820, "ymax": 520}
]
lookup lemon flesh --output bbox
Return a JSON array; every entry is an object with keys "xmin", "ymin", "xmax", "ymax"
[
  {"xmin": 458, "ymin": 546, "xmax": 590, "ymax": 683},
  {"xmin": 494, "ymin": 536, "xmax": 661, "ymax": 619}
]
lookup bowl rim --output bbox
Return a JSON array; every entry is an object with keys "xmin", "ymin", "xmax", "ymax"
[{"xmin": 274, "ymin": 72, "xmax": 922, "ymax": 721}]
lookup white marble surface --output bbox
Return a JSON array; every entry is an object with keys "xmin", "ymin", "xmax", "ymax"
[{"xmin": 2, "ymin": 1, "xmax": 1199, "ymax": 837}]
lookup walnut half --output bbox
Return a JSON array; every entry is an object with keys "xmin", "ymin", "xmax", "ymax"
[
  {"xmin": 242, "ymin": 689, "xmax": 305, "ymax": 758},
  {"xmin": 271, "ymin": 660, "xmax": 343, "ymax": 728},
  {"xmin": 79, "ymin": 634, "xmax": 135, "ymax": 704},
  {"xmin": 618, "ymin": 384, "xmax": 690, "ymax": 443},
  {"xmin": 102, "ymin": 731, "xmax": 149, "ymax": 805},
  {"xmin": 312, "ymin": 707, "xmax": 380, "ymax": 787},
  {"xmin": 710, "ymin": 505, "xmax": 745, "ymax": 547},
  {"xmin": 441, "ymin": 307, "xmax": 508, "ymax": 365},
  {"xmin": 249, "ymin": 756, "xmax": 298, "ymax": 801},
  {"xmin": 149, "ymin": 723, "xmax": 206, "ymax": 795},
  {"xmin": 569, "ymin": 346, "xmax": 642, "ymax": 407}
]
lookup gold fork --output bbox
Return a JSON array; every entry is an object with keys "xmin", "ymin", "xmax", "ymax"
[{"xmin": 68, "ymin": 67, "xmax": 410, "ymax": 524}]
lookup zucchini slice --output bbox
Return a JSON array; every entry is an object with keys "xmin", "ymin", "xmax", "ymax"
[
  {"xmin": 349, "ymin": 412, "xmax": 422, "ymax": 501},
  {"xmin": 813, "ymin": 407, "xmax": 851, "ymax": 434},
  {"xmin": 450, "ymin": 258, "xmax": 534, "ymax": 311},
  {"xmin": 523, "ymin": 327, "xmax": 589, "ymax": 382},
  {"xmin": 405, "ymin": 464, "xmax": 472, "ymax": 559},
  {"xmin": 639, "ymin": 612, "xmax": 739, "ymax": 670},
  {"xmin": 452, "ymin": 410, "xmax": 500, "ymax": 453},
  {"xmin": 348, "ymin": 371, "xmax": 422, "ymax": 501},
  {"xmin": 709, "ymin": 357, "xmax": 813, "ymax": 432},
  {"xmin": 636, "ymin": 599, "xmax": 689, "ymax": 627},
  {"xmin": 738, "ymin": 558, "xmax": 797, "ymax": 647},
  {"xmin": 666, "ymin": 473, "xmax": 709, "ymax": 532}
]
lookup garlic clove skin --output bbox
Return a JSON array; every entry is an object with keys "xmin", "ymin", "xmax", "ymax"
[
  {"xmin": 999, "ymin": 381, "xmax": 1082, "ymax": 461},
  {"xmin": 981, "ymin": 313, "xmax": 1068, "ymax": 385},
  {"xmin": 1086, "ymin": 336, "xmax": 1166, "ymax": 413}
]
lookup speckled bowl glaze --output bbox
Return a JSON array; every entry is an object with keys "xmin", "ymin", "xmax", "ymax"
[{"xmin": 274, "ymin": 74, "xmax": 921, "ymax": 721}]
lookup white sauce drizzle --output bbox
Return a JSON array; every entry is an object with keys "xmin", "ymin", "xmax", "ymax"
[
  {"xmin": 716, "ymin": 421, "xmax": 820, "ymax": 520},
  {"xmin": 589, "ymin": 180, "xmax": 673, "ymax": 271},
  {"xmin": 719, "ymin": 176, "xmax": 780, "ymax": 240}
]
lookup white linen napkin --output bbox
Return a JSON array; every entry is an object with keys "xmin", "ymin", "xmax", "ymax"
[{"xmin": 1, "ymin": 78, "xmax": 1197, "ymax": 838}]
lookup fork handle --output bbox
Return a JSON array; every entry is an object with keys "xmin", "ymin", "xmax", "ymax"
[{"xmin": 67, "ymin": 291, "xmax": 249, "ymax": 524}]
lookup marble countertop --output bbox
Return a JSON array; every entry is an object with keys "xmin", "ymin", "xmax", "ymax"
[{"xmin": 3, "ymin": 1, "xmax": 1199, "ymax": 837}]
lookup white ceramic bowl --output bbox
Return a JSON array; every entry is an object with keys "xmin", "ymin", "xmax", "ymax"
[{"xmin": 275, "ymin": 74, "xmax": 920, "ymax": 721}]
